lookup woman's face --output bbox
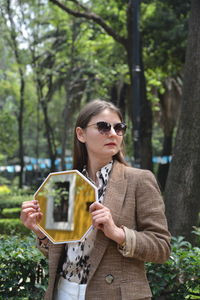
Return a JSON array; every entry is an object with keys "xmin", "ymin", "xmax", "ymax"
[{"xmin": 76, "ymin": 109, "xmax": 123, "ymax": 165}]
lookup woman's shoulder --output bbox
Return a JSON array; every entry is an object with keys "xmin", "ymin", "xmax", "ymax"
[
  {"xmin": 122, "ymin": 163, "xmax": 154, "ymax": 178},
  {"xmin": 113, "ymin": 160, "xmax": 156, "ymax": 184},
  {"xmin": 121, "ymin": 163, "xmax": 160, "ymax": 191}
]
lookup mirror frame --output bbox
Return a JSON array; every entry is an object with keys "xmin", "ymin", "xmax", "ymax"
[{"xmin": 34, "ymin": 170, "xmax": 98, "ymax": 244}]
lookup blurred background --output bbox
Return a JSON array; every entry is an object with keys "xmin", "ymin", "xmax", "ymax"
[{"xmin": 0, "ymin": 1, "xmax": 199, "ymax": 299}]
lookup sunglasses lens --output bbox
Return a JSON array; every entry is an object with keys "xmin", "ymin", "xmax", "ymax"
[
  {"xmin": 96, "ymin": 122, "xmax": 126, "ymax": 135},
  {"xmin": 97, "ymin": 122, "xmax": 111, "ymax": 133},
  {"xmin": 114, "ymin": 123, "xmax": 126, "ymax": 135}
]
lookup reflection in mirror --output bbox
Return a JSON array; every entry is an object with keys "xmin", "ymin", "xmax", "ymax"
[
  {"xmin": 34, "ymin": 170, "xmax": 98, "ymax": 244},
  {"xmin": 45, "ymin": 173, "xmax": 76, "ymax": 231},
  {"xmin": 52, "ymin": 181, "xmax": 70, "ymax": 222}
]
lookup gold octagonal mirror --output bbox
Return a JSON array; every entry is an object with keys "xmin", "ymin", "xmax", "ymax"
[{"xmin": 34, "ymin": 170, "xmax": 98, "ymax": 244}]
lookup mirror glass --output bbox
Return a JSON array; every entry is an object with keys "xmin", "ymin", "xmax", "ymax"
[{"xmin": 34, "ymin": 170, "xmax": 98, "ymax": 244}]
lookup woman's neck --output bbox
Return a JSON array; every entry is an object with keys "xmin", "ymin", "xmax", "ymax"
[{"xmin": 87, "ymin": 158, "xmax": 112, "ymax": 182}]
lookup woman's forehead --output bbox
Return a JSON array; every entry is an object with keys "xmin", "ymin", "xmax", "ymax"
[{"xmin": 90, "ymin": 109, "xmax": 121, "ymax": 122}]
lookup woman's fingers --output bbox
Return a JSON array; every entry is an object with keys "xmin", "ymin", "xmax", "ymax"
[
  {"xmin": 20, "ymin": 200, "xmax": 42, "ymax": 231},
  {"xmin": 21, "ymin": 200, "xmax": 39, "ymax": 210},
  {"xmin": 90, "ymin": 202, "xmax": 110, "ymax": 217},
  {"xmin": 22, "ymin": 211, "xmax": 43, "ymax": 231},
  {"xmin": 27, "ymin": 211, "xmax": 42, "ymax": 223},
  {"xmin": 89, "ymin": 201, "xmax": 125, "ymax": 244},
  {"xmin": 92, "ymin": 211, "xmax": 109, "ymax": 224},
  {"xmin": 20, "ymin": 203, "xmax": 40, "ymax": 220},
  {"xmin": 21, "ymin": 207, "xmax": 39, "ymax": 217},
  {"xmin": 89, "ymin": 202, "xmax": 122, "ymax": 242},
  {"xmin": 37, "ymin": 212, "xmax": 43, "ymax": 223},
  {"xmin": 90, "ymin": 204, "xmax": 113, "ymax": 230},
  {"xmin": 89, "ymin": 201, "xmax": 105, "ymax": 212}
]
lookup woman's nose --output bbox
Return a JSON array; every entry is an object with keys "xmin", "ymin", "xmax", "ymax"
[{"xmin": 107, "ymin": 126, "xmax": 117, "ymax": 136}]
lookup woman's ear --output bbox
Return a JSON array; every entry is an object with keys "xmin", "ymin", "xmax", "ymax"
[{"xmin": 76, "ymin": 127, "xmax": 86, "ymax": 143}]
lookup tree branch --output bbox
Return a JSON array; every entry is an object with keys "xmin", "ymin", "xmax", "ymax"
[
  {"xmin": 67, "ymin": 0, "xmax": 89, "ymax": 12},
  {"xmin": 49, "ymin": 0, "xmax": 127, "ymax": 47}
]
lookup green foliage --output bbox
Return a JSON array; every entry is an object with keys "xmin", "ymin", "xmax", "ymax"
[
  {"xmin": 0, "ymin": 177, "xmax": 10, "ymax": 186},
  {"xmin": 152, "ymin": 122, "xmax": 164, "ymax": 156},
  {"xmin": 142, "ymin": 1, "xmax": 189, "ymax": 74},
  {"xmin": 192, "ymin": 226, "xmax": 200, "ymax": 237},
  {"xmin": 124, "ymin": 119, "xmax": 134, "ymax": 159},
  {"xmin": 0, "ymin": 194, "xmax": 32, "ymax": 210},
  {"xmin": 0, "ymin": 235, "xmax": 48, "ymax": 299},
  {"xmin": 0, "ymin": 112, "xmax": 18, "ymax": 157},
  {"xmin": 0, "ymin": 219, "xmax": 30, "ymax": 236},
  {"xmin": 145, "ymin": 68, "xmax": 165, "ymax": 111},
  {"xmin": 0, "ymin": 185, "xmax": 11, "ymax": 195},
  {"xmin": 192, "ymin": 226, "xmax": 200, "ymax": 246},
  {"xmin": 1, "ymin": 207, "xmax": 21, "ymax": 219},
  {"xmin": 0, "ymin": 233, "xmax": 199, "ymax": 299},
  {"xmin": 147, "ymin": 236, "xmax": 200, "ymax": 299}
]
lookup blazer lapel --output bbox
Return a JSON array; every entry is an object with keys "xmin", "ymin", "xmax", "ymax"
[
  {"xmin": 87, "ymin": 161, "xmax": 127, "ymax": 282},
  {"xmin": 104, "ymin": 161, "xmax": 127, "ymax": 225}
]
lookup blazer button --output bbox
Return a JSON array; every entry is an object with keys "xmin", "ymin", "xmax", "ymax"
[{"xmin": 105, "ymin": 274, "xmax": 114, "ymax": 284}]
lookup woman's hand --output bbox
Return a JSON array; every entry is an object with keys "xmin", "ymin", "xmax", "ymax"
[
  {"xmin": 89, "ymin": 202, "xmax": 125, "ymax": 244},
  {"xmin": 20, "ymin": 200, "xmax": 43, "ymax": 236}
]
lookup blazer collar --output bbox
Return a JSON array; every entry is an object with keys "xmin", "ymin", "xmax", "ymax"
[{"xmin": 88, "ymin": 161, "xmax": 127, "ymax": 282}]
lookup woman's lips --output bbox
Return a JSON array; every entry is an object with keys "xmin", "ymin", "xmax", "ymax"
[{"xmin": 105, "ymin": 142, "xmax": 116, "ymax": 146}]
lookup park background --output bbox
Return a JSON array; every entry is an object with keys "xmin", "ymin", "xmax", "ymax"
[{"xmin": 0, "ymin": 0, "xmax": 200, "ymax": 299}]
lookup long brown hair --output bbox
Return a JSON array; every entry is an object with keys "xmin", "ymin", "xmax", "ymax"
[{"xmin": 73, "ymin": 99, "xmax": 128, "ymax": 171}]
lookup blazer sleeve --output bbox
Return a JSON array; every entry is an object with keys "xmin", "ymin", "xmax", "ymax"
[{"xmin": 120, "ymin": 170, "xmax": 171, "ymax": 263}]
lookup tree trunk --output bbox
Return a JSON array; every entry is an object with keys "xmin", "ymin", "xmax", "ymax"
[
  {"xmin": 61, "ymin": 98, "xmax": 71, "ymax": 171},
  {"xmin": 110, "ymin": 80, "xmax": 128, "ymax": 120},
  {"xmin": 157, "ymin": 77, "xmax": 182, "ymax": 191},
  {"xmin": 127, "ymin": 1, "xmax": 153, "ymax": 170},
  {"xmin": 164, "ymin": 0, "xmax": 200, "ymax": 243},
  {"xmin": 7, "ymin": 0, "xmax": 25, "ymax": 188},
  {"xmin": 18, "ymin": 69, "xmax": 25, "ymax": 188},
  {"xmin": 157, "ymin": 132, "xmax": 173, "ymax": 191},
  {"xmin": 61, "ymin": 79, "xmax": 88, "ymax": 170},
  {"xmin": 41, "ymin": 100, "xmax": 57, "ymax": 172},
  {"xmin": 140, "ymin": 59, "xmax": 153, "ymax": 171},
  {"xmin": 61, "ymin": 21, "xmax": 75, "ymax": 171}
]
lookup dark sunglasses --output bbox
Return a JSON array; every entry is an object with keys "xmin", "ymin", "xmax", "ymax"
[{"xmin": 87, "ymin": 121, "xmax": 127, "ymax": 136}]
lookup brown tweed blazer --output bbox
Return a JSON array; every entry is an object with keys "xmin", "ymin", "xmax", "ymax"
[{"xmin": 40, "ymin": 161, "xmax": 171, "ymax": 300}]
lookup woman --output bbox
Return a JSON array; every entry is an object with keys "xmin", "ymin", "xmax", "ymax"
[{"xmin": 20, "ymin": 100, "xmax": 171, "ymax": 300}]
